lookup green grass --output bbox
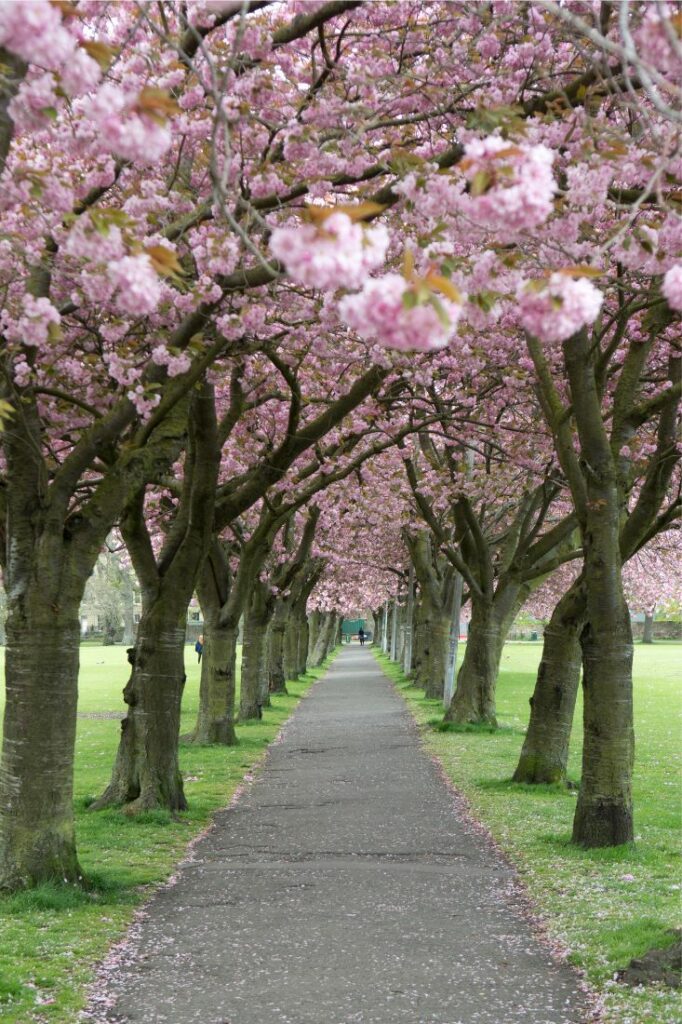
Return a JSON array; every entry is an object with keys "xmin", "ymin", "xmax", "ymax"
[
  {"xmin": 0, "ymin": 644, "xmax": 335, "ymax": 1023},
  {"xmin": 375, "ymin": 642, "xmax": 682, "ymax": 1024}
]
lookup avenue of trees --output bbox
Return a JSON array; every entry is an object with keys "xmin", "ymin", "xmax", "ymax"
[{"xmin": 0, "ymin": 0, "xmax": 680, "ymax": 890}]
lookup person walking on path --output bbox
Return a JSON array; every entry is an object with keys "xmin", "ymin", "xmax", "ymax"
[
  {"xmin": 358, "ymin": 626, "xmax": 365, "ymax": 646},
  {"xmin": 195, "ymin": 634, "xmax": 203, "ymax": 663}
]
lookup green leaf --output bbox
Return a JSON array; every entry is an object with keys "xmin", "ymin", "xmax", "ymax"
[
  {"xmin": 428, "ymin": 294, "xmax": 452, "ymax": 328},
  {"xmin": 470, "ymin": 169, "xmax": 491, "ymax": 197}
]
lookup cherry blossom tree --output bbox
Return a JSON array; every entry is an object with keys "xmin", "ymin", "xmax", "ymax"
[{"xmin": 1, "ymin": 0, "xmax": 681, "ymax": 891}]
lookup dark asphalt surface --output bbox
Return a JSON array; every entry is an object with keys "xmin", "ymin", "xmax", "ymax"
[{"xmin": 89, "ymin": 646, "xmax": 590, "ymax": 1024}]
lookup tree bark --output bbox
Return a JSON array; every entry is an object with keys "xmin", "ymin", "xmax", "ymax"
[
  {"xmin": 192, "ymin": 616, "xmax": 239, "ymax": 744},
  {"xmin": 404, "ymin": 531, "xmax": 454, "ymax": 700},
  {"xmin": 307, "ymin": 610, "xmax": 321, "ymax": 663},
  {"xmin": 572, "ymin": 517, "xmax": 634, "ymax": 845},
  {"xmin": 296, "ymin": 611, "xmax": 309, "ymax": 677},
  {"xmin": 189, "ymin": 542, "xmax": 238, "ymax": 745},
  {"xmin": 310, "ymin": 611, "xmax": 334, "ymax": 666},
  {"xmin": 564, "ymin": 330, "xmax": 634, "ymax": 848},
  {"xmin": 91, "ymin": 607, "xmax": 188, "ymax": 811},
  {"xmin": 418, "ymin": 603, "xmax": 450, "ymax": 701},
  {"xmin": 0, "ymin": 608, "xmax": 82, "ymax": 888},
  {"xmin": 283, "ymin": 607, "xmax": 300, "ymax": 681},
  {"xmin": 513, "ymin": 577, "xmax": 585, "ymax": 784},
  {"xmin": 642, "ymin": 612, "xmax": 654, "ymax": 644},
  {"xmin": 240, "ymin": 581, "xmax": 270, "ymax": 720},
  {"xmin": 445, "ymin": 581, "xmax": 525, "ymax": 726},
  {"xmin": 267, "ymin": 600, "xmax": 288, "ymax": 695}
]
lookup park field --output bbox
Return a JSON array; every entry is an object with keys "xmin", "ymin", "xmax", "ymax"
[
  {"xmin": 377, "ymin": 642, "xmax": 682, "ymax": 1024},
  {"xmin": 0, "ymin": 644, "xmax": 327, "ymax": 1024}
]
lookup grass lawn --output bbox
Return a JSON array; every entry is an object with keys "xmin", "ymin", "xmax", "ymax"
[
  {"xmin": 0, "ymin": 644, "xmax": 333, "ymax": 1023},
  {"xmin": 376, "ymin": 642, "xmax": 681, "ymax": 1024}
]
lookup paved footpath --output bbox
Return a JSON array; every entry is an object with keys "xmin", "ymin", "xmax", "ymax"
[{"xmin": 90, "ymin": 647, "xmax": 590, "ymax": 1024}]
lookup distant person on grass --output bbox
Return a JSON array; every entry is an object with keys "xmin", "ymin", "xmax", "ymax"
[
  {"xmin": 195, "ymin": 634, "xmax": 204, "ymax": 663},
  {"xmin": 358, "ymin": 627, "xmax": 366, "ymax": 646}
]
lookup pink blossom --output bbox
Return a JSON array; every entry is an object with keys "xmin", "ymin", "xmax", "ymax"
[
  {"xmin": 108, "ymin": 255, "xmax": 162, "ymax": 317},
  {"xmin": 151, "ymin": 345, "xmax": 192, "ymax": 377},
  {"xmin": 662, "ymin": 265, "xmax": 682, "ymax": 312},
  {"xmin": 0, "ymin": 1, "xmax": 76, "ymax": 68},
  {"xmin": 518, "ymin": 273, "xmax": 603, "ymax": 343},
  {"xmin": 60, "ymin": 49, "xmax": 102, "ymax": 97},
  {"xmin": 637, "ymin": 2, "xmax": 682, "ymax": 84},
  {"xmin": 269, "ymin": 212, "xmax": 389, "ymax": 291},
  {"xmin": 8, "ymin": 72, "xmax": 60, "ymax": 130},
  {"xmin": 81, "ymin": 83, "xmax": 172, "ymax": 165},
  {"xmin": 458, "ymin": 136, "xmax": 556, "ymax": 233},
  {"xmin": 13, "ymin": 357, "xmax": 31, "ymax": 386},
  {"xmin": 127, "ymin": 384, "xmax": 162, "ymax": 419},
  {"xmin": 11, "ymin": 294, "xmax": 61, "ymax": 347},
  {"xmin": 338, "ymin": 273, "xmax": 463, "ymax": 352},
  {"xmin": 65, "ymin": 216, "xmax": 126, "ymax": 263}
]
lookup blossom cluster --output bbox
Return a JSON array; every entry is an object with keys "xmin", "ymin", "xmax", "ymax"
[
  {"xmin": 81, "ymin": 84, "xmax": 173, "ymax": 166},
  {"xmin": 0, "ymin": 0, "xmax": 102, "ymax": 126},
  {"xmin": 662, "ymin": 265, "xmax": 682, "ymax": 312},
  {"xmin": 518, "ymin": 274, "xmax": 604, "ymax": 343},
  {"xmin": 108, "ymin": 255, "xmax": 163, "ymax": 317},
  {"xmin": 338, "ymin": 274, "xmax": 463, "ymax": 352},
  {"xmin": 269, "ymin": 212, "xmax": 389, "ymax": 291},
  {"xmin": 4, "ymin": 294, "xmax": 61, "ymax": 349},
  {"xmin": 457, "ymin": 136, "xmax": 556, "ymax": 233}
]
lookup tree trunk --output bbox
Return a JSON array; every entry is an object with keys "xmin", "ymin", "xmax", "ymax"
[
  {"xmin": 239, "ymin": 584, "xmax": 269, "ymax": 721},
  {"xmin": 91, "ymin": 605, "xmax": 187, "ymax": 812},
  {"xmin": 513, "ymin": 578, "xmax": 585, "ymax": 784},
  {"xmin": 310, "ymin": 611, "xmax": 334, "ymax": 667},
  {"xmin": 328, "ymin": 613, "xmax": 339, "ymax": 658},
  {"xmin": 572, "ymin": 511, "xmax": 634, "ymax": 846},
  {"xmin": 283, "ymin": 609, "xmax": 300, "ymax": 681},
  {"xmin": 191, "ymin": 617, "xmax": 239, "ymax": 744},
  {"xmin": 565, "ymin": 330, "xmax": 634, "ymax": 848},
  {"xmin": 267, "ymin": 601, "xmax": 288, "ymax": 695},
  {"xmin": 0, "ymin": 606, "xmax": 82, "ymax": 888},
  {"xmin": 642, "ymin": 612, "xmax": 654, "ymax": 644},
  {"xmin": 411, "ymin": 593, "xmax": 426, "ymax": 682},
  {"xmin": 307, "ymin": 610, "xmax": 321, "ymax": 662},
  {"xmin": 445, "ymin": 592, "xmax": 505, "ymax": 725},
  {"xmin": 572, "ymin": 611, "xmax": 634, "ymax": 846},
  {"xmin": 415, "ymin": 592, "xmax": 450, "ymax": 700},
  {"xmin": 95, "ymin": 382, "xmax": 221, "ymax": 801},
  {"xmin": 187, "ymin": 535, "xmax": 247, "ymax": 746},
  {"xmin": 296, "ymin": 612, "xmax": 309, "ymax": 676}
]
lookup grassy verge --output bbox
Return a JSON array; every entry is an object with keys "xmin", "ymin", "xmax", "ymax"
[
  {"xmin": 375, "ymin": 643, "xmax": 681, "ymax": 1024},
  {"xmin": 0, "ymin": 644, "xmax": 337, "ymax": 1023}
]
